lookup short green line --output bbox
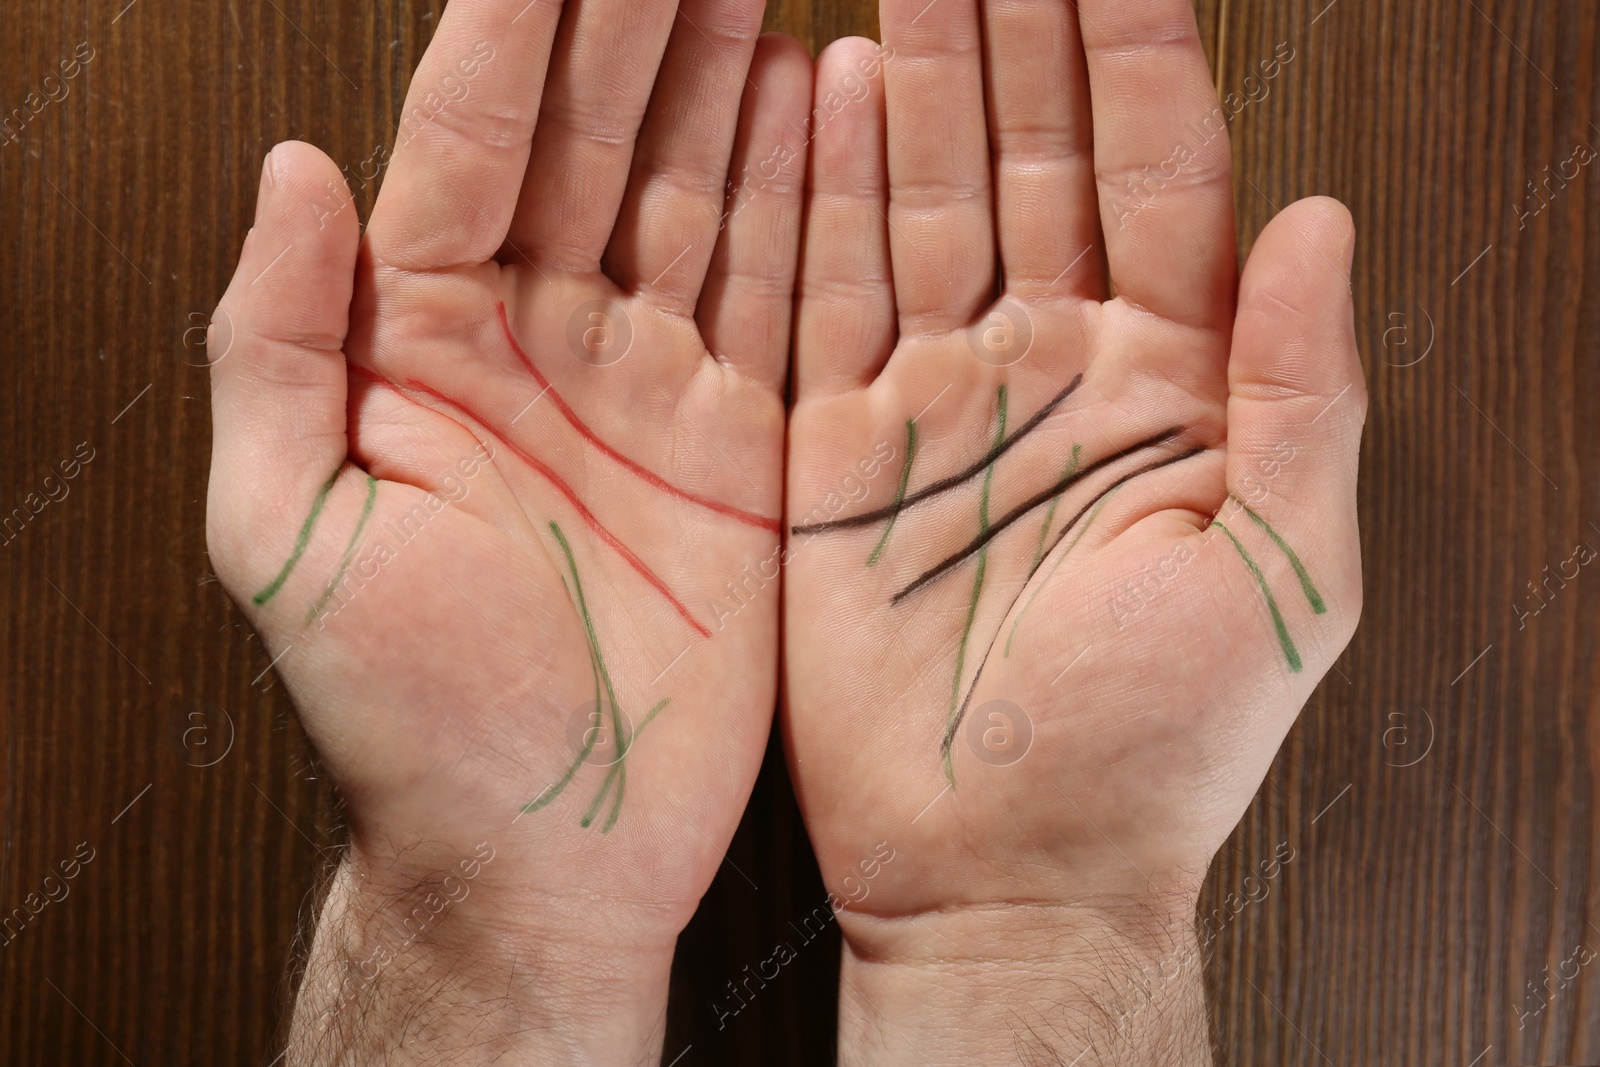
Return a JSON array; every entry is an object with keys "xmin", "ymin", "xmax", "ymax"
[
  {"xmin": 1214, "ymin": 519, "xmax": 1302, "ymax": 673},
  {"xmin": 867, "ymin": 420, "xmax": 919, "ymax": 567},
  {"xmin": 598, "ymin": 700, "xmax": 627, "ymax": 828},
  {"xmin": 590, "ymin": 698, "xmax": 673, "ymax": 833},
  {"xmin": 626, "ymin": 698, "xmax": 671, "ymax": 751},
  {"xmin": 252, "ymin": 465, "xmax": 343, "ymax": 605},
  {"xmin": 602, "ymin": 773, "xmax": 627, "ymax": 833},
  {"xmin": 1030, "ymin": 445, "xmax": 1082, "ymax": 570},
  {"xmin": 550, "ymin": 522, "xmax": 626, "ymax": 746},
  {"xmin": 522, "ymin": 719, "xmax": 598, "ymax": 814},
  {"xmin": 581, "ymin": 761, "xmax": 619, "ymax": 829},
  {"xmin": 305, "ymin": 476, "xmax": 378, "ymax": 623},
  {"xmin": 551, "ymin": 521, "xmax": 629, "ymax": 829},
  {"xmin": 522, "ymin": 594, "xmax": 605, "ymax": 815},
  {"xmin": 1241, "ymin": 505, "xmax": 1326, "ymax": 614},
  {"xmin": 944, "ymin": 387, "xmax": 1007, "ymax": 786},
  {"xmin": 548, "ymin": 523, "xmax": 670, "ymax": 832},
  {"xmin": 1006, "ymin": 485, "xmax": 1117, "ymax": 658}
]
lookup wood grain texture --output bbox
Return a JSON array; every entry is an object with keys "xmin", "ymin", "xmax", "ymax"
[
  {"xmin": 1201, "ymin": 2, "xmax": 1600, "ymax": 1065},
  {"xmin": 0, "ymin": 0, "xmax": 1595, "ymax": 1064}
]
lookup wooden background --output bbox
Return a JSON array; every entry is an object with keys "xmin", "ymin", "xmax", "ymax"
[{"xmin": 1, "ymin": 0, "xmax": 1596, "ymax": 1063}]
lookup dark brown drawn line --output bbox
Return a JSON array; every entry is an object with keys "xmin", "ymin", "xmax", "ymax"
[
  {"xmin": 938, "ymin": 446, "xmax": 1210, "ymax": 757},
  {"xmin": 893, "ymin": 432, "xmax": 1190, "ymax": 606},
  {"xmin": 790, "ymin": 374, "xmax": 1084, "ymax": 535}
]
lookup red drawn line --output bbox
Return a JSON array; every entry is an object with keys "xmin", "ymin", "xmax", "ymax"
[
  {"xmin": 494, "ymin": 302, "xmax": 779, "ymax": 533},
  {"xmin": 349, "ymin": 366, "xmax": 710, "ymax": 639}
]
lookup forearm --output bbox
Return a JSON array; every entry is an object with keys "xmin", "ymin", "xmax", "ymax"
[
  {"xmin": 286, "ymin": 854, "xmax": 675, "ymax": 1067},
  {"xmin": 836, "ymin": 903, "xmax": 1212, "ymax": 1067}
]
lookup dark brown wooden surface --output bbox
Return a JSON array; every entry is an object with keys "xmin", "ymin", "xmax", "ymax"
[{"xmin": 1, "ymin": 1, "xmax": 1596, "ymax": 1064}]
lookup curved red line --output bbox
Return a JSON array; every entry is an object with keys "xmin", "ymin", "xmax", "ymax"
[
  {"xmin": 494, "ymin": 302, "xmax": 780, "ymax": 533},
  {"xmin": 349, "ymin": 366, "xmax": 710, "ymax": 639}
]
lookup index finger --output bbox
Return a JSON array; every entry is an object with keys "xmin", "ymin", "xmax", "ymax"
[{"xmin": 365, "ymin": 0, "xmax": 565, "ymax": 271}]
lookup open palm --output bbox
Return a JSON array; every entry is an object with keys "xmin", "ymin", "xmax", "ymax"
[
  {"xmin": 785, "ymin": 0, "xmax": 1365, "ymax": 954},
  {"xmin": 207, "ymin": 0, "xmax": 810, "ymax": 1050}
]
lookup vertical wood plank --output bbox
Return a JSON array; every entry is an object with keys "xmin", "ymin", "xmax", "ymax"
[{"xmin": 1202, "ymin": 1, "xmax": 1600, "ymax": 1063}]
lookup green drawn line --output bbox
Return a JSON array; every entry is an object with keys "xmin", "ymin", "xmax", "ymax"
[
  {"xmin": 305, "ymin": 476, "xmax": 378, "ymax": 623},
  {"xmin": 944, "ymin": 386, "xmax": 1007, "ymax": 786},
  {"xmin": 867, "ymin": 420, "xmax": 919, "ymax": 567},
  {"xmin": 583, "ymin": 697, "xmax": 672, "ymax": 833},
  {"xmin": 521, "ymin": 584, "xmax": 604, "ymax": 815},
  {"xmin": 529, "ymin": 522, "xmax": 668, "ymax": 833},
  {"xmin": 252, "ymin": 465, "xmax": 343, "ymax": 605},
  {"xmin": 554, "ymin": 521, "xmax": 628, "ymax": 830},
  {"xmin": 1214, "ymin": 519, "xmax": 1302, "ymax": 673},
  {"xmin": 551, "ymin": 523, "xmax": 626, "ymax": 769},
  {"xmin": 1006, "ymin": 485, "xmax": 1118, "ymax": 658},
  {"xmin": 1241, "ymin": 505, "xmax": 1326, "ymax": 614},
  {"xmin": 1030, "ymin": 445, "xmax": 1082, "ymax": 571},
  {"xmin": 631, "ymin": 698, "xmax": 670, "ymax": 742},
  {"xmin": 582, "ymin": 758, "xmax": 619, "ymax": 830}
]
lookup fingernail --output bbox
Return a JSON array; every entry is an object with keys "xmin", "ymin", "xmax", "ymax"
[{"xmin": 255, "ymin": 147, "xmax": 276, "ymax": 226}]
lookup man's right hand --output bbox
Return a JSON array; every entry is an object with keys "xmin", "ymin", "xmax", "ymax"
[{"xmin": 784, "ymin": 2, "xmax": 1364, "ymax": 1062}]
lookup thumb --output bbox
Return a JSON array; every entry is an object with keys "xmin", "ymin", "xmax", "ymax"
[
  {"xmin": 1222, "ymin": 195, "xmax": 1366, "ymax": 630},
  {"xmin": 207, "ymin": 141, "xmax": 362, "ymax": 604}
]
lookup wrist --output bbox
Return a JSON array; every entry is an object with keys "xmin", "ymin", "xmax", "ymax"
[
  {"xmin": 288, "ymin": 852, "xmax": 675, "ymax": 1066},
  {"xmin": 836, "ymin": 899, "xmax": 1212, "ymax": 1067}
]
